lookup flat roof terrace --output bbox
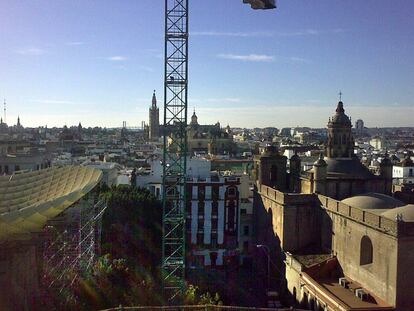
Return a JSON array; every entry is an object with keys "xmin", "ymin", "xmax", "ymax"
[{"xmin": 302, "ymin": 258, "xmax": 394, "ymax": 311}]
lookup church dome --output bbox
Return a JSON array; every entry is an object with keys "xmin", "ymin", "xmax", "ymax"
[
  {"xmin": 190, "ymin": 110, "xmax": 198, "ymax": 126},
  {"xmin": 341, "ymin": 193, "xmax": 405, "ymax": 210},
  {"xmin": 382, "ymin": 204, "xmax": 414, "ymax": 222},
  {"xmin": 330, "ymin": 101, "xmax": 351, "ymax": 126},
  {"xmin": 325, "ymin": 158, "xmax": 373, "ymax": 178}
]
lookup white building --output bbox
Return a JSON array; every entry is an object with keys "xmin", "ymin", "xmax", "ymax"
[
  {"xmin": 82, "ymin": 160, "xmax": 123, "ymax": 186},
  {"xmin": 135, "ymin": 156, "xmax": 253, "ymax": 268},
  {"xmin": 393, "ymin": 156, "xmax": 414, "ymax": 185}
]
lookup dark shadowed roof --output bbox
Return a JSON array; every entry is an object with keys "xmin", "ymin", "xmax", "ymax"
[{"xmin": 326, "ymin": 157, "xmax": 374, "ymax": 179}]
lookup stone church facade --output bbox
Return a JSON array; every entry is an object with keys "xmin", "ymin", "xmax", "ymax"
[{"xmin": 254, "ymin": 100, "xmax": 414, "ymax": 310}]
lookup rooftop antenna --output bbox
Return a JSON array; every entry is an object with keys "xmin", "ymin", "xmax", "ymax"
[
  {"xmin": 339, "ymin": 91, "xmax": 343, "ymax": 101},
  {"xmin": 3, "ymin": 99, "xmax": 6, "ymax": 123}
]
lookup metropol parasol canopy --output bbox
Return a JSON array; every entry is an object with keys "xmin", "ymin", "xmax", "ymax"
[{"xmin": 0, "ymin": 165, "xmax": 102, "ymax": 242}]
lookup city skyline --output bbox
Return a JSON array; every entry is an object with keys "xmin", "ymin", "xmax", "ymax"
[{"xmin": 1, "ymin": 0, "xmax": 413, "ymax": 128}]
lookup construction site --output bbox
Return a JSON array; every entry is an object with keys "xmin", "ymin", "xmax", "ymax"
[{"xmin": 0, "ymin": 166, "xmax": 106, "ymax": 310}]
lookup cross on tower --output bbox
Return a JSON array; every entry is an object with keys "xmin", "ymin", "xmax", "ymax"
[{"xmin": 339, "ymin": 91, "xmax": 343, "ymax": 101}]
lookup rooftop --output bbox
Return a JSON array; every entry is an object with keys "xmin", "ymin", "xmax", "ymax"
[{"xmin": 303, "ymin": 258, "xmax": 393, "ymax": 310}]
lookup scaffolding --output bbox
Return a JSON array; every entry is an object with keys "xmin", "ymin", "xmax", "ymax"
[{"xmin": 42, "ymin": 198, "xmax": 107, "ymax": 303}]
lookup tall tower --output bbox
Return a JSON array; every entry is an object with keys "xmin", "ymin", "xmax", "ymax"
[
  {"xmin": 149, "ymin": 90, "xmax": 160, "ymax": 141},
  {"xmin": 254, "ymin": 145, "xmax": 287, "ymax": 191},
  {"xmin": 355, "ymin": 119, "xmax": 364, "ymax": 136},
  {"xmin": 3, "ymin": 99, "xmax": 6, "ymax": 124},
  {"xmin": 326, "ymin": 99, "xmax": 354, "ymax": 158}
]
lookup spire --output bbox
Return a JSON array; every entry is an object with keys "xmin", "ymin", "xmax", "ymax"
[
  {"xmin": 336, "ymin": 101, "xmax": 344, "ymax": 114},
  {"xmin": 190, "ymin": 108, "xmax": 198, "ymax": 126},
  {"xmin": 327, "ymin": 97, "xmax": 354, "ymax": 158},
  {"xmin": 152, "ymin": 90, "xmax": 157, "ymax": 108},
  {"xmin": 17, "ymin": 115, "xmax": 20, "ymax": 126}
]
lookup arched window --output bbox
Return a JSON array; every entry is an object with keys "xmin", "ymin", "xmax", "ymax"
[
  {"xmin": 270, "ymin": 165, "xmax": 278, "ymax": 183},
  {"xmin": 360, "ymin": 235, "xmax": 373, "ymax": 265},
  {"xmin": 301, "ymin": 292, "xmax": 308, "ymax": 309}
]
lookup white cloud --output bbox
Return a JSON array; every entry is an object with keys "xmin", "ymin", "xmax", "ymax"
[
  {"xmin": 217, "ymin": 53, "xmax": 274, "ymax": 62},
  {"xmin": 16, "ymin": 47, "xmax": 47, "ymax": 56},
  {"xmin": 106, "ymin": 56, "xmax": 128, "ymax": 61}
]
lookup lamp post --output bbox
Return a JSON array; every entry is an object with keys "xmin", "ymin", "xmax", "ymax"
[{"xmin": 256, "ymin": 244, "xmax": 271, "ymax": 292}]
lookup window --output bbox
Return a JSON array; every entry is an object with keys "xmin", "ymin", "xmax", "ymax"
[
  {"xmin": 197, "ymin": 233, "xmax": 204, "ymax": 245},
  {"xmin": 212, "ymin": 202, "xmax": 218, "ymax": 216},
  {"xmin": 198, "ymin": 186, "xmax": 205, "ymax": 200},
  {"xmin": 240, "ymin": 208, "xmax": 247, "ymax": 215},
  {"xmin": 198, "ymin": 201, "xmax": 205, "ymax": 216},
  {"xmin": 210, "ymin": 252, "xmax": 218, "ymax": 267},
  {"xmin": 409, "ymin": 169, "xmax": 413, "ymax": 177},
  {"xmin": 243, "ymin": 225, "xmax": 249, "ymax": 236},
  {"xmin": 243, "ymin": 241, "xmax": 249, "ymax": 253},
  {"xmin": 212, "ymin": 219, "xmax": 218, "ymax": 230},
  {"xmin": 360, "ymin": 235, "xmax": 373, "ymax": 265},
  {"xmin": 270, "ymin": 165, "xmax": 278, "ymax": 183},
  {"xmin": 212, "ymin": 186, "xmax": 219, "ymax": 200},
  {"xmin": 211, "ymin": 235, "xmax": 217, "ymax": 248},
  {"xmin": 227, "ymin": 187, "xmax": 236, "ymax": 197}
]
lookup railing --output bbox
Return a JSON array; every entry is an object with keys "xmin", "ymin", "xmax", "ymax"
[
  {"xmin": 100, "ymin": 306, "xmax": 307, "ymax": 311},
  {"xmin": 317, "ymin": 194, "xmax": 399, "ymax": 236}
]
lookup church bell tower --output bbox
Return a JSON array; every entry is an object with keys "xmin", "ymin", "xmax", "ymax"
[
  {"xmin": 149, "ymin": 90, "xmax": 160, "ymax": 141},
  {"xmin": 326, "ymin": 96, "xmax": 354, "ymax": 158}
]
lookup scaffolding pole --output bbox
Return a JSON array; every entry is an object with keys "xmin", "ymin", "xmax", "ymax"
[{"xmin": 42, "ymin": 199, "xmax": 107, "ymax": 303}]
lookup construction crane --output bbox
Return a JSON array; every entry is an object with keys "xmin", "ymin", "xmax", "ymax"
[{"xmin": 162, "ymin": 0, "xmax": 276, "ymax": 304}]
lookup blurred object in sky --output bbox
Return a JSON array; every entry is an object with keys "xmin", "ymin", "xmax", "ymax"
[{"xmin": 243, "ymin": 0, "xmax": 276, "ymax": 10}]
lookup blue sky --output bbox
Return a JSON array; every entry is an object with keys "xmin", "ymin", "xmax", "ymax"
[{"xmin": 1, "ymin": 0, "xmax": 413, "ymax": 128}]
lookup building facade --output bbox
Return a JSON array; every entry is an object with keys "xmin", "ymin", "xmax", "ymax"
[
  {"xmin": 171, "ymin": 110, "xmax": 236, "ymax": 156},
  {"xmin": 186, "ymin": 173, "xmax": 242, "ymax": 269},
  {"xmin": 254, "ymin": 100, "xmax": 413, "ymax": 311},
  {"xmin": 355, "ymin": 119, "xmax": 364, "ymax": 136},
  {"xmin": 392, "ymin": 155, "xmax": 414, "ymax": 185}
]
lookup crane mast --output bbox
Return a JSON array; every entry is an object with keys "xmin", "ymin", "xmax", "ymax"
[
  {"xmin": 161, "ymin": 0, "xmax": 275, "ymax": 304},
  {"xmin": 162, "ymin": 0, "xmax": 189, "ymax": 304}
]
